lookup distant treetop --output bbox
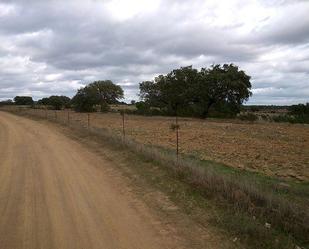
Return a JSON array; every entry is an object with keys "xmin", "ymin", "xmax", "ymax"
[{"xmin": 13, "ymin": 96, "xmax": 34, "ymax": 105}]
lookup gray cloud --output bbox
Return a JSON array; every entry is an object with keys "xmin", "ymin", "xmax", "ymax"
[{"xmin": 0, "ymin": 0, "xmax": 308, "ymax": 104}]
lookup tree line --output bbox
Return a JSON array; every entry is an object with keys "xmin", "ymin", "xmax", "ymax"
[
  {"xmin": 1, "ymin": 80, "xmax": 125, "ymax": 111},
  {"xmin": 1, "ymin": 63, "xmax": 308, "ymax": 122},
  {"xmin": 1, "ymin": 64, "xmax": 253, "ymax": 118}
]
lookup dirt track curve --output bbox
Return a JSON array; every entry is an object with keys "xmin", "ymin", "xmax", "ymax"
[{"xmin": 0, "ymin": 111, "xmax": 182, "ymax": 249}]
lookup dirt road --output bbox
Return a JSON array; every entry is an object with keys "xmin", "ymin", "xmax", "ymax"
[{"xmin": 0, "ymin": 111, "xmax": 182, "ymax": 249}]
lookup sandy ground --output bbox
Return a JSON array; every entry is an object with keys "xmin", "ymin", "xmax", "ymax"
[{"xmin": 0, "ymin": 111, "xmax": 189, "ymax": 249}]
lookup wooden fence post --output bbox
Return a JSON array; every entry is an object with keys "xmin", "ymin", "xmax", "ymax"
[
  {"xmin": 87, "ymin": 113, "xmax": 90, "ymax": 129},
  {"xmin": 54, "ymin": 111, "xmax": 57, "ymax": 120},
  {"xmin": 67, "ymin": 111, "xmax": 70, "ymax": 125},
  {"xmin": 176, "ymin": 115, "xmax": 179, "ymax": 160},
  {"xmin": 120, "ymin": 111, "xmax": 125, "ymax": 142},
  {"xmin": 170, "ymin": 114, "xmax": 180, "ymax": 162}
]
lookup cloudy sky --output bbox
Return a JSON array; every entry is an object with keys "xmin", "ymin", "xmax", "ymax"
[{"xmin": 0, "ymin": 0, "xmax": 308, "ymax": 104}]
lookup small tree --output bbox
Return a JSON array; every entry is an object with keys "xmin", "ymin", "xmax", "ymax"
[
  {"xmin": 37, "ymin": 96, "xmax": 71, "ymax": 110},
  {"xmin": 14, "ymin": 96, "xmax": 34, "ymax": 105},
  {"xmin": 71, "ymin": 80, "xmax": 124, "ymax": 112},
  {"xmin": 48, "ymin": 96, "xmax": 71, "ymax": 110},
  {"xmin": 88, "ymin": 81, "xmax": 124, "ymax": 112}
]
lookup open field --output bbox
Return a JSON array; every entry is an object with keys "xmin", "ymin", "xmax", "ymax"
[
  {"xmin": 93, "ymin": 114, "xmax": 309, "ymax": 180},
  {"xmin": 48, "ymin": 110, "xmax": 308, "ymax": 181},
  {"xmin": 5, "ymin": 107, "xmax": 308, "ymax": 181}
]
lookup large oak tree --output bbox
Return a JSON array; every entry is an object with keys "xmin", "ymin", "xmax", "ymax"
[{"xmin": 139, "ymin": 64, "xmax": 252, "ymax": 118}]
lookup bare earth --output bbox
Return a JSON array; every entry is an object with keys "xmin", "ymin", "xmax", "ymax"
[
  {"xmin": 79, "ymin": 112, "xmax": 309, "ymax": 181},
  {"xmin": 0, "ymin": 111, "xmax": 189, "ymax": 249}
]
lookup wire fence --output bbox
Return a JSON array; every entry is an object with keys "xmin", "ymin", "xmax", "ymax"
[
  {"xmin": 1, "ymin": 105, "xmax": 307, "ymax": 180},
  {"xmin": 1, "ymin": 106, "xmax": 180, "ymax": 155}
]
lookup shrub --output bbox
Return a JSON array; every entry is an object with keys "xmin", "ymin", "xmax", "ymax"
[
  {"xmin": 237, "ymin": 113, "xmax": 258, "ymax": 121},
  {"xmin": 272, "ymin": 114, "xmax": 309, "ymax": 124},
  {"xmin": 270, "ymin": 103, "xmax": 309, "ymax": 124},
  {"xmin": 289, "ymin": 103, "xmax": 309, "ymax": 116},
  {"xmin": 0, "ymin": 100, "xmax": 13, "ymax": 106},
  {"xmin": 135, "ymin": 101, "xmax": 150, "ymax": 114},
  {"xmin": 261, "ymin": 114, "xmax": 269, "ymax": 121},
  {"xmin": 100, "ymin": 102, "xmax": 110, "ymax": 112}
]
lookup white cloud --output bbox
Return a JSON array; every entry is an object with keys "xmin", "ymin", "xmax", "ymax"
[
  {"xmin": 105, "ymin": 0, "xmax": 161, "ymax": 21},
  {"xmin": 0, "ymin": 3, "xmax": 15, "ymax": 17}
]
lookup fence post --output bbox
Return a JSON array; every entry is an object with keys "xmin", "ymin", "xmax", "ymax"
[
  {"xmin": 120, "ymin": 111, "xmax": 125, "ymax": 142},
  {"xmin": 45, "ymin": 108, "xmax": 47, "ymax": 119},
  {"xmin": 67, "ymin": 111, "xmax": 70, "ymax": 125},
  {"xmin": 54, "ymin": 111, "xmax": 57, "ymax": 120},
  {"xmin": 170, "ymin": 114, "xmax": 180, "ymax": 161},
  {"xmin": 87, "ymin": 113, "xmax": 90, "ymax": 129},
  {"xmin": 176, "ymin": 115, "xmax": 179, "ymax": 161}
]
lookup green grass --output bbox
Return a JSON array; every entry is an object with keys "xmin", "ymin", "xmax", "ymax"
[
  {"xmin": 134, "ymin": 142, "xmax": 309, "ymax": 206},
  {"xmin": 85, "ymin": 135, "xmax": 303, "ymax": 249},
  {"xmin": 186, "ymin": 154, "xmax": 309, "ymax": 205}
]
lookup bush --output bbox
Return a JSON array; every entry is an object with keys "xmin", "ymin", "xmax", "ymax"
[
  {"xmin": 100, "ymin": 102, "xmax": 110, "ymax": 112},
  {"xmin": 0, "ymin": 100, "xmax": 13, "ymax": 106},
  {"xmin": 272, "ymin": 114, "xmax": 309, "ymax": 124},
  {"xmin": 135, "ymin": 101, "xmax": 150, "ymax": 114},
  {"xmin": 289, "ymin": 103, "xmax": 309, "ymax": 116},
  {"xmin": 237, "ymin": 113, "xmax": 258, "ymax": 122},
  {"xmin": 131, "ymin": 102, "xmax": 168, "ymax": 116},
  {"xmin": 260, "ymin": 114, "xmax": 270, "ymax": 121}
]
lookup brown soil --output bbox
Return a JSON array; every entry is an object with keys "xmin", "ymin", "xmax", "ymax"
[{"xmin": 84, "ymin": 113, "xmax": 309, "ymax": 181}]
